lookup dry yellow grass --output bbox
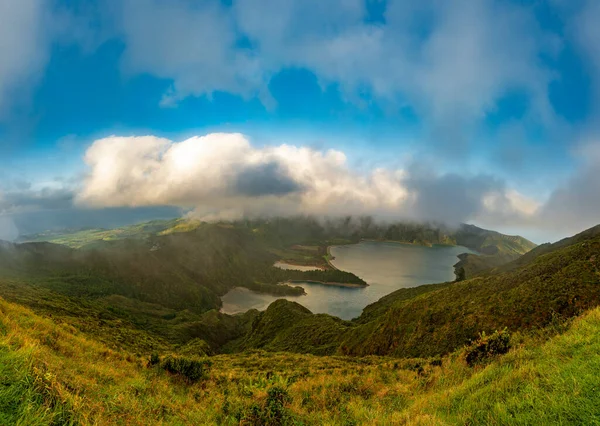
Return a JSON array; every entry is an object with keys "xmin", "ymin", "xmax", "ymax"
[{"xmin": 2, "ymin": 296, "xmax": 600, "ymax": 425}]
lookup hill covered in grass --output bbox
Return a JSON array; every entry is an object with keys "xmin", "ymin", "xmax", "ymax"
[
  {"xmin": 233, "ymin": 224, "xmax": 599, "ymax": 358},
  {"xmin": 0, "ymin": 218, "xmax": 544, "ymax": 360},
  {"xmin": 2, "ymin": 289, "xmax": 600, "ymax": 425},
  {"xmin": 19, "ymin": 216, "xmax": 535, "ymax": 259},
  {"xmin": 2, "ymin": 219, "xmax": 599, "ymax": 424}
]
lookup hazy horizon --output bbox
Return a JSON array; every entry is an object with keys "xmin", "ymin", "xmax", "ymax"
[{"xmin": 2, "ymin": 1, "xmax": 600, "ymax": 244}]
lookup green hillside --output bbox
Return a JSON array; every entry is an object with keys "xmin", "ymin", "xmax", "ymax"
[
  {"xmin": 8, "ymin": 218, "xmax": 599, "ymax": 425},
  {"xmin": 0, "ymin": 218, "xmax": 543, "ymax": 360},
  {"xmin": 18, "ymin": 217, "xmax": 536, "ymax": 283},
  {"xmin": 236, "ymin": 225, "xmax": 598, "ymax": 358},
  {"xmin": 2, "ymin": 287, "xmax": 600, "ymax": 425}
]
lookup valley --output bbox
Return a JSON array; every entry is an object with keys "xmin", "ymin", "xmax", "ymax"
[
  {"xmin": 3, "ymin": 216, "xmax": 600, "ymax": 424},
  {"xmin": 223, "ymin": 240, "xmax": 472, "ymax": 319}
]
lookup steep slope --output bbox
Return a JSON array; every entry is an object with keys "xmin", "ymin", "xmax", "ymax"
[
  {"xmin": 453, "ymin": 223, "xmax": 537, "ymax": 256},
  {"xmin": 242, "ymin": 224, "xmax": 599, "ymax": 358},
  {"xmin": 2, "ymin": 294, "xmax": 600, "ymax": 425},
  {"xmin": 0, "ymin": 225, "xmax": 364, "ymax": 315},
  {"xmin": 452, "ymin": 224, "xmax": 537, "ymax": 279}
]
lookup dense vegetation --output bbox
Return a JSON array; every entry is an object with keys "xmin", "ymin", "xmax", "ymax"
[
  {"xmin": 239, "ymin": 225, "xmax": 600, "ymax": 358},
  {"xmin": 0, "ymin": 217, "xmax": 542, "ymax": 359},
  {"xmin": 3, "ymin": 218, "xmax": 600, "ymax": 424},
  {"xmin": 19, "ymin": 216, "xmax": 536, "ymax": 278},
  {"xmin": 2, "ymin": 224, "xmax": 365, "ymax": 314},
  {"xmin": 2, "ymin": 292, "xmax": 600, "ymax": 424}
]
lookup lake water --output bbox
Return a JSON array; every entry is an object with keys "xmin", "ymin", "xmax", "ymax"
[{"xmin": 221, "ymin": 241, "xmax": 472, "ymax": 320}]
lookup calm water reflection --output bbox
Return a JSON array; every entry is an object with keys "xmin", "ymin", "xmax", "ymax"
[{"xmin": 221, "ymin": 241, "xmax": 472, "ymax": 320}]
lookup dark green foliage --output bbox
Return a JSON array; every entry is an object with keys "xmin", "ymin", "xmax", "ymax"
[
  {"xmin": 0, "ymin": 217, "xmax": 544, "ymax": 361},
  {"xmin": 455, "ymin": 266, "xmax": 466, "ymax": 282},
  {"xmin": 453, "ymin": 252, "xmax": 521, "ymax": 280},
  {"xmin": 149, "ymin": 353, "xmax": 160, "ymax": 366},
  {"xmin": 337, "ymin": 232, "xmax": 600, "ymax": 358},
  {"xmin": 258, "ymin": 267, "xmax": 367, "ymax": 286},
  {"xmin": 356, "ymin": 282, "xmax": 452, "ymax": 324},
  {"xmin": 177, "ymin": 338, "xmax": 212, "ymax": 357},
  {"xmin": 265, "ymin": 386, "xmax": 292, "ymax": 424},
  {"xmin": 240, "ymin": 300, "xmax": 313, "ymax": 350},
  {"xmin": 453, "ymin": 224, "xmax": 536, "ymax": 257},
  {"xmin": 465, "ymin": 329, "xmax": 510, "ymax": 366},
  {"xmin": 160, "ymin": 355, "xmax": 212, "ymax": 383},
  {"xmin": 232, "ymin": 299, "xmax": 353, "ymax": 354},
  {"xmin": 241, "ymin": 386, "xmax": 293, "ymax": 426},
  {"xmin": 451, "ymin": 223, "xmax": 538, "ymax": 279}
]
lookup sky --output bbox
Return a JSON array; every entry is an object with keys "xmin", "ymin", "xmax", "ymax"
[{"xmin": 0, "ymin": 0, "xmax": 600, "ymax": 243}]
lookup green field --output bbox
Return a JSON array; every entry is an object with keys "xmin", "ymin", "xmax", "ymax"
[{"xmin": 5, "ymin": 217, "xmax": 599, "ymax": 425}]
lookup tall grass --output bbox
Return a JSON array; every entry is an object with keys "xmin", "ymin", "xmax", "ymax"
[{"xmin": 2, "ymin": 296, "xmax": 600, "ymax": 425}]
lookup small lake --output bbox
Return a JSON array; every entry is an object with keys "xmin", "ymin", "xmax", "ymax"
[{"xmin": 221, "ymin": 241, "xmax": 473, "ymax": 320}]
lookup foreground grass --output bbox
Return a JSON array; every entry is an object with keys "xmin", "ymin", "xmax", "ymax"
[
  {"xmin": 2, "ymin": 296, "xmax": 600, "ymax": 425},
  {"xmin": 404, "ymin": 309, "xmax": 600, "ymax": 424}
]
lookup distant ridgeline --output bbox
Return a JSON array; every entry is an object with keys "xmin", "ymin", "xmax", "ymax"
[
  {"xmin": 4, "ymin": 218, "xmax": 600, "ymax": 424},
  {"xmin": 0, "ymin": 215, "xmax": 550, "ymax": 357},
  {"xmin": 17, "ymin": 216, "xmax": 536, "ymax": 279}
]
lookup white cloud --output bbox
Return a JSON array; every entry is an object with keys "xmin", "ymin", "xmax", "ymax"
[
  {"xmin": 119, "ymin": 0, "xmax": 269, "ymax": 105},
  {"xmin": 0, "ymin": 215, "xmax": 18, "ymax": 241},
  {"xmin": 75, "ymin": 132, "xmax": 536, "ymax": 225},
  {"xmin": 537, "ymin": 139, "xmax": 600, "ymax": 235},
  {"xmin": 114, "ymin": 0, "xmax": 556, "ymax": 143},
  {"xmin": 0, "ymin": 0, "xmax": 48, "ymax": 114}
]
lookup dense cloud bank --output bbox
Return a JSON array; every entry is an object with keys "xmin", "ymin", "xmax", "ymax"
[
  {"xmin": 75, "ymin": 133, "xmax": 535, "ymax": 227},
  {"xmin": 2, "ymin": 131, "xmax": 599, "ymax": 243},
  {"xmin": 114, "ymin": 0, "xmax": 558, "ymax": 150}
]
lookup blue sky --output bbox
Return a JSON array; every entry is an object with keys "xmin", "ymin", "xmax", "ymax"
[{"xmin": 1, "ymin": 0, "xmax": 600, "ymax": 242}]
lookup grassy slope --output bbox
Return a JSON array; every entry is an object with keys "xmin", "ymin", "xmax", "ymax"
[
  {"xmin": 405, "ymin": 308, "xmax": 600, "ymax": 424},
  {"xmin": 239, "ymin": 226, "xmax": 599, "ymax": 359},
  {"xmin": 18, "ymin": 218, "xmax": 536, "ymax": 275},
  {"xmin": 2, "ymin": 294, "xmax": 600, "ymax": 425},
  {"xmin": 342, "ymin": 231, "xmax": 600, "ymax": 356},
  {"xmin": 1, "ymin": 225, "xmax": 365, "ymax": 314}
]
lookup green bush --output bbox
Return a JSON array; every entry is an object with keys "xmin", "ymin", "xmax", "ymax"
[
  {"xmin": 148, "ymin": 352, "xmax": 160, "ymax": 366},
  {"xmin": 241, "ymin": 386, "xmax": 292, "ymax": 425},
  {"xmin": 160, "ymin": 355, "xmax": 211, "ymax": 383},
  {"xmin": 465, "ymin": 328, "xmax": 510, "ymax": 366}
]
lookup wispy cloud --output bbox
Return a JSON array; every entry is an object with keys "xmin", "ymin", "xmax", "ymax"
[
  {"xmin": 0, "ymin": 1, "xmax": 48, "ymax": 116},
  {"xmin": 114, "ymin": 0, "xmax": 557, "ymax": 145}
]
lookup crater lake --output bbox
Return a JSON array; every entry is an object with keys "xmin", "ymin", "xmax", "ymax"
[{"xmin": 221, "ymin": 241, "xmax": 473, "ymax": 320}]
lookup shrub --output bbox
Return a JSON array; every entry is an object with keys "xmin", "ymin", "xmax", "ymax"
[
  {"xmin": 149, "ymin": 353, "xmax": 160, "ymax": 366},
  {"xmin": 241, "ymin": 386, "xmax": 292, "ymax": 425},
  {"xmin": 465, "ymin": 328, "xmax": 510, "ymax": 366},
  {"xmin": 160, "ymin": 355, "xmax": 212, "ymax": 383}
]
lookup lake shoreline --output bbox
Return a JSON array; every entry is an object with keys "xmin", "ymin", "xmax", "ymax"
[
  {"xmin": 284, "ymin": 279, "xmax": 368, "ymax": 289},
  {"xmin": 325, "ymin": 246, "xmax": 340, "ymax": 270},
  {"xmin": 273, "ymin": 261, "xmax": 326, "ymax": 271},
  {"xmin": 222, "ymin": 241, "xmax": 469, "ymax": 319}
]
